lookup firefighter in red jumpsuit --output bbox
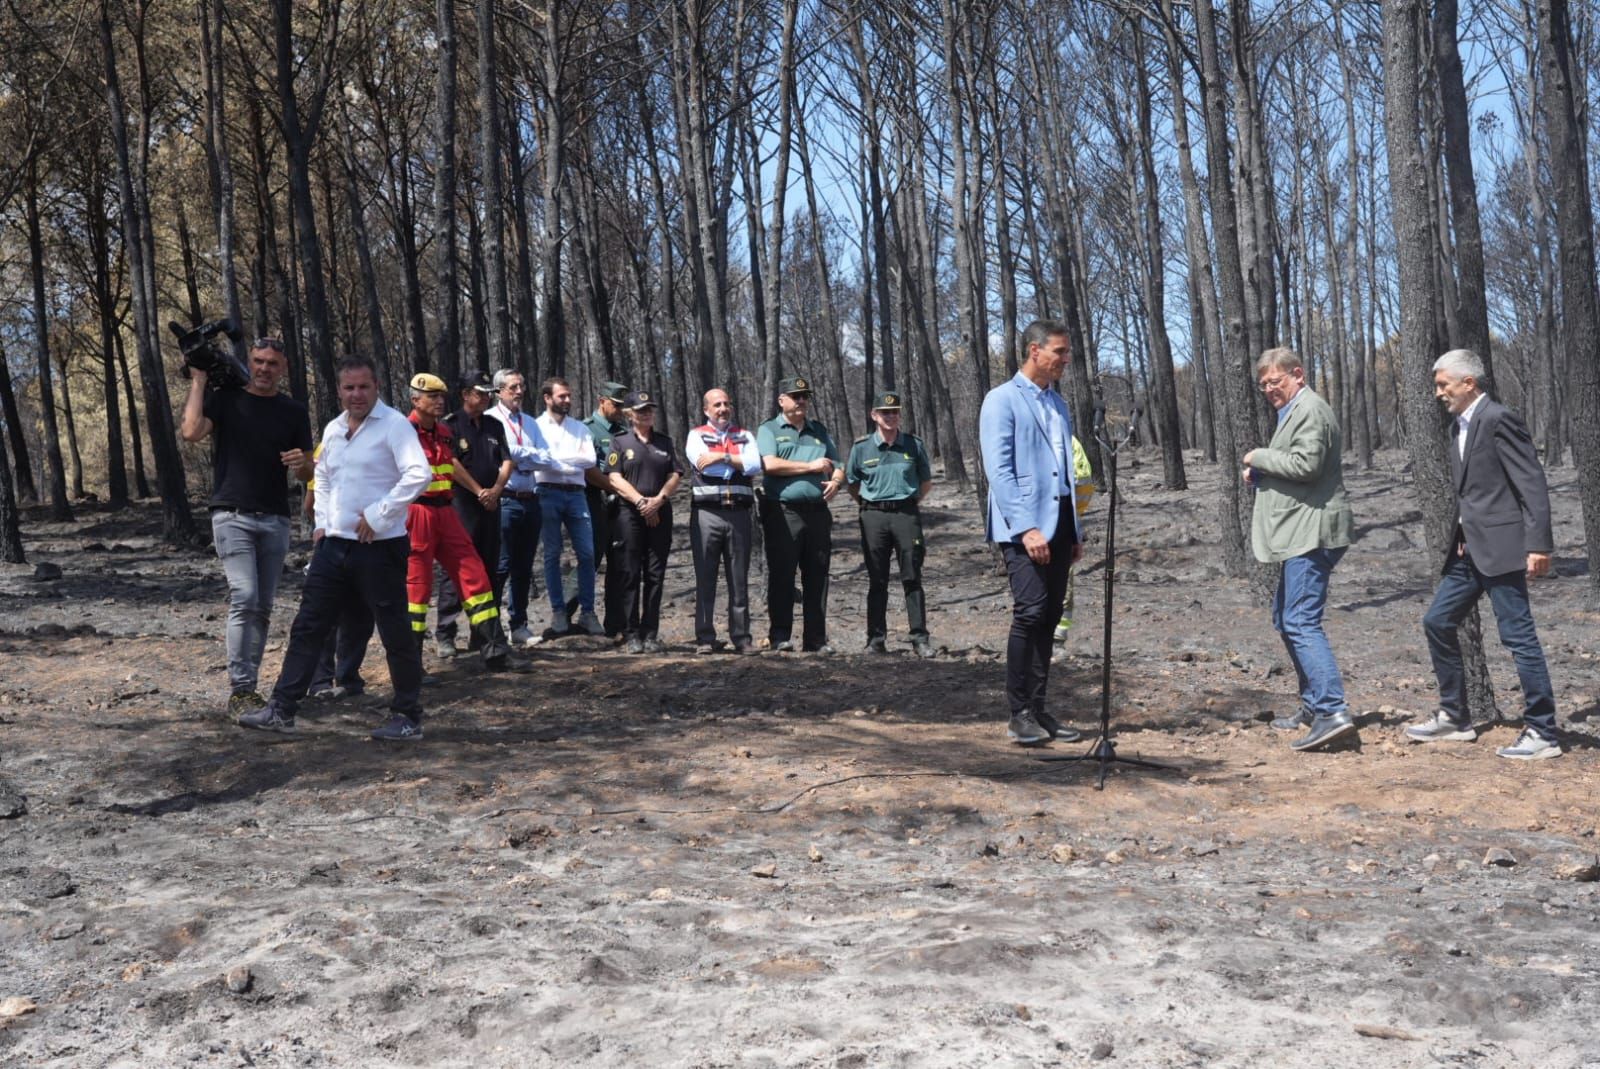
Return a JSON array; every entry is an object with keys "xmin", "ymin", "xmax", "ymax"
[{"xmin": 406, "ymin": 373, "xmax": 514, "ymax": 669}]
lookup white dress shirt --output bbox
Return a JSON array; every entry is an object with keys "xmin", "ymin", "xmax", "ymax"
[
  {"xmin": 313, "ymin": 399, "xmax": 430, "ymax": 540},
  {"xmin": 533, "ymin": 412, "xmax": 597, "ymax": 487},
  {"xmin": 490, "ymin": 403, "xmax": 561, "ymax": 493},
  {"xmin": 1457, "ymin": 392, "xmax": 1487, "ymax": 460}
]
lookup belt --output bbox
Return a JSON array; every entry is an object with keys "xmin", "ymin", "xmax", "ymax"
[
  {"xmin": 210, "ymin": 506, "xmax": 280, "ymax": 518},
  {"xmin": 694, "ymin": 499, "xmax": 753, "ymax": 511},
  {"xmin": 507, "ymin": 490, "xmax": 539, "ymax": 500},
  {"xmin": 539, "ymin": 483, "xmax": 584, "ymax": 492},
  {"xmin": 413, "ymin": 497, "xmax": 451, "ymax": 507},
  {"xmin": 860, "ymin": 498, "xmax": 918, "ymax": 513}
]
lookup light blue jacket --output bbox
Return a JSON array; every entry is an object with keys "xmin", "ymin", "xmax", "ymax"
[{"xmin": 979, "ymin": 372, "xmax": 1081, "ymax": 544}]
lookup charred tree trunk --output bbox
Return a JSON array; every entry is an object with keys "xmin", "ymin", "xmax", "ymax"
[
  {"xmin": 1382, "ymin": 0, "xmax": 1497, "ymax": 715},
  {"xmin": 1537, "ymin": 0, "xmax": 1600, "ymax": 596}
]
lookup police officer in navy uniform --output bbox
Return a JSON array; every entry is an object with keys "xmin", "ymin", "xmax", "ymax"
[
  {"xmin": 436, "ymin": 370, "xmax": 513, "ymax": 657},
  {"xmin": 585, "ymin": 380, "xmax": 629, "ymax": 636},
  {"xmin": 604, "ymin": 390, "xmax": 685, "ymax": 653},
  {"xmin": 846, "ymin": 391, "xmax": 935, "ymax": 658},
  {"xmin": 757, "ymin": 374, "xmax": 844, "ymax": 653}
]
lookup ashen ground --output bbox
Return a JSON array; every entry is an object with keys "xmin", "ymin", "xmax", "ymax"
[{"xmin": 1, "ymin": 449, "xmax": 1598, "ymax": 1068}]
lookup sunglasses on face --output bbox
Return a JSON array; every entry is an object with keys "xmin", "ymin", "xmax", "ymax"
[{"xmin": 252, "ymin": 338, "xmax": 285, "ymax": 352}]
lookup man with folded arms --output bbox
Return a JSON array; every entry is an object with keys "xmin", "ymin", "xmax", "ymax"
[{"xmin": 240, "ymin": 356, "xmax": 431, "ymax": 741}]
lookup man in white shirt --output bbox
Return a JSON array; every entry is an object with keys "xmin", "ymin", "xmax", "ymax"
[
  {"xmin": 534, "ymin": 377, "xmax": 602, "ymax": 634},
  {"xmin": 239, "ymin": 357, "xmax": 432, "ymax": 741},
  {"xmin": 488, "ymin": 369, "xmax": 561, "ymax": 644}
]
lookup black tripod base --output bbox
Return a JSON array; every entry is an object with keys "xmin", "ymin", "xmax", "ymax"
[{"xmin": 1036, "ymin": 736, "xmax": 1178, "ymax": 790}]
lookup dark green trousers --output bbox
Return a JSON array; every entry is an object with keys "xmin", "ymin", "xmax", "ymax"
[
  {"xmin": 859, "ymin": 504, "xmax": 927, "ymax": 639},
  {"xmin": 762, "ymin": 499, "xmax": 832, "ymax": 649}
]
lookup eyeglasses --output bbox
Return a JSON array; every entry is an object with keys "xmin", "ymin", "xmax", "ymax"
[
  {"xmin": 499, "ymin": 383, "xmax": 526, "ymax": 392},
  {"xmin": 1256, "ymin": 374, "xmax": 1290, "ymax": 393},
  {"xmin": 252, "ymin": 337, "xmax": 285, "ymax": 352}
]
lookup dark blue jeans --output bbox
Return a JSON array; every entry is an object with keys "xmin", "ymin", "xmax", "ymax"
[
  {"xmin": 1272, "ymin": 547, "xmax": 1347, "ymax": 718},
  {"xmin": 1423, "ymin": 551, "xmax": 1557, "ymax": 737},
  {"xmin": 498, "ymin": 494, "xmax": 542, "ymax": 630},
  {"xmin": 267, "ymin": 536, "xmax": 422, "ymax": 721}
]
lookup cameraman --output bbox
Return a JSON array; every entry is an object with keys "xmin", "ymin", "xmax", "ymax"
[{"xmin": 180, "ymin": 336, "xmax": 313, "ymax": 716}]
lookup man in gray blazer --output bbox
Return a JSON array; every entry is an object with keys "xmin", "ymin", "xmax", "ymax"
[
  {"xmin": 1243, "ymin": 348, "xmax": 1356, "ymax": 752},
  {"xmin": 1407, "ymin": 349, "xmax": 1561, "ymax": 759}
]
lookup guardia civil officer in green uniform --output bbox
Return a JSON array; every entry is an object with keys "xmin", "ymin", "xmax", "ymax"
[
  {"xmin": 757, "ymin": 374, "xmax": 844, "ymax": 653},
  {"xmin": 846, "ymin": 391, "xmax": 935, "ymax": 658},
  {"xmin": 584, "ymin": 380, "xmax": 629, "ymax": 636}
]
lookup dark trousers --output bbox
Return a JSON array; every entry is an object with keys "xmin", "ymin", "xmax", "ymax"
[
  {"xmin": 497, "ymin": 494, "xmax": 542, "ymax": 630},
  {"xmin": 268, "ymin": 536, "xmax": 423, "ymax": 721},
  {"xmin": 691, "ymin": 504, "xmax": 752, "ymax": 645},
  {"xmin": 309, "ymin": 600, "xmax": 373, "ymax": 694},
  {"xmin": 589, "ymin": 486, "xmax": 624, "ymax": 635},
  {"xmin": 1000, "ymin": 506, "xmax": 1077, "ymax": 717},
  {"xmin": 762, "ymin": 499, "xmax": 832, "ymax": 649},
  {"xmin": 437, "ymin": 494, "xmax": 502, "ymax": 641},
  {"xmin": 1423, "ymin": 549, "xmax": 1558, "ymax": 737},
  {"xmin": 615, "ymin": 503, "xmax": 673, "ymax": 639},
  {"xmin": 860, "ymin": 504, "xmax": 927, "ymax": 639}
]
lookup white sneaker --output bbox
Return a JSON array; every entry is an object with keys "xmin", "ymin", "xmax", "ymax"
[
  {"xmin": 1404, "ymin": 710, "xmax": 1475, "ymax": 743},
  {"xmin": 576, "ymin": 610, "xmax": 603, "ymax": 635},
  {"xmin": 1496, "ymin": 729, "xmax": 1562, "ymax": 760},
  {"xmin": 551, "ymin": 608, "xmax": 570, "ymax": 633},
  {"xmin": 510, "ymin": 625, "xmax": 535, "ymax": 646}
]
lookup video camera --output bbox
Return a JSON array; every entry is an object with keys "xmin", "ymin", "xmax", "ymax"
[{"xmin": 168, "ymin": 317, "xmax": 249, "ymax": 390}]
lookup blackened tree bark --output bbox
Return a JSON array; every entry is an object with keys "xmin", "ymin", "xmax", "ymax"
[
  {"xmin": 1537, "ymin": 0, "xmax": 1600, "ymax": 596},
  {"xmin": 200, "ymin": 0, "xmax": 246, "ymax": 364},
  {"xmin": 1382, "ymin": 0, "xmax": 1496, "ymax": 716},
  {"xmin": 1130, "ymin": 19, "xmax": 1186, "ymax": 489},
  {"xmin": 478, "ymin": 0, "xmax": 512, "ymax": 371},
  {"xmin": 1190, "ymin": 0, "xmax": 1257, "ymax": 576},
  {"xmin": 25, "ymin": 153, "xmax": 72, "ymax": 520},
  {"xmin": 98, "ymin": 0, "xmax": 195, "ymax": 543},
  {"xmin": 270, "ymin": 0, "xmax": 341, "ymax": 422},
  {"xmin": 431, "ymin": 0, "xmax": 458, "ymax": 378}
]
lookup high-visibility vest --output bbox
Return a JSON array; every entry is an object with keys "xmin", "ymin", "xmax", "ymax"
[{"xmin": 1071, "ymin": 436, "xmax": 1095, "ymax": 517}]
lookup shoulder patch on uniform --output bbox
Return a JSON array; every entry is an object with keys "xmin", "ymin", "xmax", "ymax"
[{"xmin": 607, "ymin": 451, "xmax": 619, "ymax": 466}]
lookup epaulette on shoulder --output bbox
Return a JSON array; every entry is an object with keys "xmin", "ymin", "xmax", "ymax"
[{"xmin": 853, "ymin": 434, "xmax": 871, "ymax": 444}]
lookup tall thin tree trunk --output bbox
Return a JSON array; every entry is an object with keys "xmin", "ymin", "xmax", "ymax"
[{"xmin": 1538, "ymin": 0, "xmax": 1600, "ymax": 595}]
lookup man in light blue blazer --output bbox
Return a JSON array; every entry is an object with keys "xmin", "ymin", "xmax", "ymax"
[{"xmin": 979, "ymin": 319, "xmax": 1084, "ymax": 745}]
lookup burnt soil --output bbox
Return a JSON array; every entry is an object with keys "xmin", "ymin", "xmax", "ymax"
[{"xmin": 1, "ymin": 449, "xmax": 1597, "ymax": 1068}]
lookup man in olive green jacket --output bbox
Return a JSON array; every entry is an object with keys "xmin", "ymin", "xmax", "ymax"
[{"xmin": 1243, "ymin": 348, "xmax": 1355, "ymax": 753}]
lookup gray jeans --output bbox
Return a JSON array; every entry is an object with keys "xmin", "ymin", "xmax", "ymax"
[
  {"xmin": 212, "ymin": 510, "xmax": 292, "ymax": 693},
  {"xmin": 691, "ymin": 505, "xmax": 752, "ymax": 645}
]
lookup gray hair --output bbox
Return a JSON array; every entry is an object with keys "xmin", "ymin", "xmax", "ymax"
[
  {"xmin": 1432, "ymin": 349, "xmax": 1486, "ymax": 382},
  {"xmin": 1254, "ymin": 347, "xmax": 1302, "ymax": 376},
  {"xmin": 491, "ymin": 367, "xmax": 523, "ymax": 390},
  {"xmin": 1021, "ymin": 319, "xmax": 1070, "ymax": 359}
]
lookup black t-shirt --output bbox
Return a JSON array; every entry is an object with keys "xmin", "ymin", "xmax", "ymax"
[
  {"xmin": 442, "ymin": 408, "xmax": 507, "ymax": 490},
  {"xmin": 203, "ymin": 389, "xmax": 313, "ymax": 516},
  {"xmin": 603, "ymin": 429, "xmax": 684, "ymax": 498}
]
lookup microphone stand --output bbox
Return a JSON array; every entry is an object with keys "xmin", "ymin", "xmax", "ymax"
[{"xmin": 1037, "ymin": 404, "xmax": 1176, "ymax": 790}]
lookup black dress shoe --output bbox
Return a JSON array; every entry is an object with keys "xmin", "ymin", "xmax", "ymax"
[
  {"xmin": 1007, "ymin": 711, "xmax": 1050, "ymax": 745},
  {"xmin": 1036, "ymin": 710, "xmax": 1083, "ymax": 743}
]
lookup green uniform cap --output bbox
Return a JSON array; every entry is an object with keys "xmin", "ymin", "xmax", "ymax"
[{"xmin": 777, "ymin": 375, "xmax": 813, "ymax": 396}]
